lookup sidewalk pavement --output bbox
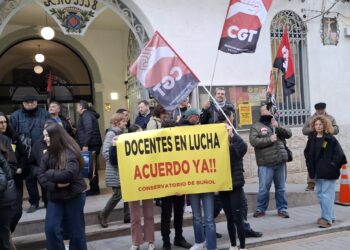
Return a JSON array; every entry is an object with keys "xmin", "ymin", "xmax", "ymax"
[{"xmin": 86, "ymin": 204, "xmax": 350, "ymax": 250}]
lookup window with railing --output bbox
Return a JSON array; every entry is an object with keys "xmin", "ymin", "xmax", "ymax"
[{"xmin": 270, "ymin": 10, "xmax": 310, "ymax": 126}]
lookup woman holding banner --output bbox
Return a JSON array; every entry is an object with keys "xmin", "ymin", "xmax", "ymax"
[
  {"xmin": 180, "ymin": 108, "xmax": 217, "ymax": 250},
  {"xmin": 109, "ymin": 124, "xmax": 155, "ymax": 250},
  {"xmin": 217, "ymin": 109, "xmax": 247, "ymax": 250}
]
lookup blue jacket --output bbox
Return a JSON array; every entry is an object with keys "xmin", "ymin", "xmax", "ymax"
[
  {"xmin": 10, "ymin": 108, "xmax": 50, "ymax": 145},
  {"xmin": 135, "ymin": 113, "xmax": 151, "ymax": 130}
]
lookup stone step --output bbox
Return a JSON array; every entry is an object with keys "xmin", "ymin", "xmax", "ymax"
[
  {"xmin": 15, "ymin": 192, "xmax": 161, "ymax": 237},
  {"xmin": 13, "ymin": 184, "xmax": 321, "ymax": 249}
]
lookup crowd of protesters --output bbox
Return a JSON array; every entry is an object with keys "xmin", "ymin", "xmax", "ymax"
[{"xmin": 0, "ymin": 90, "xmax": 347, "ymax": 250}]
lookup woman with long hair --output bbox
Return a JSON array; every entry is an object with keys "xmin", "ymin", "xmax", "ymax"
[
  {"xmin": 0, "ymin": 112, "xmax": 26, "ymax": 234},
  {"xmin": 0, "ymin": 135, "xmax": 17, "ymax": 250},
  {"xmin": 304, "ymin": 115, "xmax": 347, "ymax": 228},
  {"xmin": 36, "ymin": 122, "xmax": 87, "ymax": 250}
]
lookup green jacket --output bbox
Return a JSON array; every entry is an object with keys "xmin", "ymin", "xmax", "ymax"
[{"xmin": 249, "ymin": 122, "xmax": 292, "ymax": 167}]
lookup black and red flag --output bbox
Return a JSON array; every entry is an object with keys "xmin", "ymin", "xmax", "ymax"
[
  {"xmin": 130, "ymin": 31, "xmax": 200, "ymax": 111},
  {"xmin": 273, "ymin": 28, "xmax": 295, "ymax": 96},
  {"xmin": 219, "ymin": 0, "xmax": 272, "ymax": 54},
  {"xmin": 47, "ymin": 71, "xmax": 53, "ymax": 105}
]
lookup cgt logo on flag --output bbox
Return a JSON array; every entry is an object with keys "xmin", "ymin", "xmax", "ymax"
[
  {"xmin": 130, "ymin": 31, "xmax": 200, "ymax": 111},
  {"xmin": 219, "ymin": 0, "xmax": 272, "ymax": 54}
]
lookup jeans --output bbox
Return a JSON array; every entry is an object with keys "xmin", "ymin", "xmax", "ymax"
[
  {"xmin": 45, "ymin": 193, "xmax": 87, "ymax": 250},
  {"xmin": 316, "ymin": 179, "xmax": 336, "ymax": 223},
  {"xmin": 256, "ymin": 163, "xmax": 288, "ymax": 212},
  {"xmin": 161, "ymin": 195, "xmax": 185, "ymax": 245},
  {"xmin": 189, "ymin": 193, "xmax": 216, "ymax": 250}
]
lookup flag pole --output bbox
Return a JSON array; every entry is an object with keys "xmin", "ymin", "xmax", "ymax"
[
  {"xmin": 202, "ymin": 85, "xmax": 238, "ymax": 134},
  {"xmin": 209, "ymin": 51, "xmax": 220, "ymax": 93}
]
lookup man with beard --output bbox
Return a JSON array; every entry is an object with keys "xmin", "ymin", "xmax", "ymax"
[
  {"xmin": 249, "ymin": 104, "xmax": 292, "ymax": 219},
  {"xmin": 135, "ymin": 100, "xmax": 152, "ymax": 130},
  {"xmin": 200, "ymin": 87, "xmax": 235, "ymax": 125},
  {"xmin": 10, "ymin": 95, "xmax": 49, "ymax": 213}
]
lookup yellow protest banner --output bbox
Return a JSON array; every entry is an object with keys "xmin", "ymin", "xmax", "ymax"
[{"xmin": 117, "ymin": 124, "xmax": 232, "ymax": 201}]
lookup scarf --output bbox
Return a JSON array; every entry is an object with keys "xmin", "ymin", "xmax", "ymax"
[{"xmin": 259, "ymin": 115, "xmax": 273, "ymax": 126}]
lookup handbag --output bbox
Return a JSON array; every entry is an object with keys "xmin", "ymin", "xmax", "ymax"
[
  {"xmin": 81, "ymin": 151, "xmax": 96, "ymax": 179},
  {"xmin": 283, "ymin": 140, "xmax": 293, "ymax": 162}
]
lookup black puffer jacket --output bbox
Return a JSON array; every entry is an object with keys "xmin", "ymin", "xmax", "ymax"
[
  {"xmin": 0, "ymin": 135, "xmax": 17, "ymax": 208},
  {"xmin": 249, "ymin": 122, "xmax": 292, "ymax": 167},
  {"xmin": 2, "ymin": 129, "xmax": 28, "ymax": 177},
  {"xmin": 37, "ymin": 150, "xmax": 87, "ymax": 201},
  {"xmin": 76, "ymin": 110, "xmax": 102, "ymax": 153},
  {"xmin": 229, "ymin": 134, "xmax": 248, "ymax": 189},
  {"xmin": 304, "ymin": 133, "xmax": 347, "ymax": 180}
]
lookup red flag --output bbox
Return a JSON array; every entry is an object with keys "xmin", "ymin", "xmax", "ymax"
[
  {"xmin": 47, "ymin": 71, "xmax": 53, "ymax": 94},
  {"xmin": 273, "ymin": 28, "xmax": 295, "ymax": 95},
  {"xmin": 219, "ymin": 0, "xmax": 272, "ymax": 54},
  {"xmin": 130, "ymin": 31, "xmax": 200, "ymax": 111}
]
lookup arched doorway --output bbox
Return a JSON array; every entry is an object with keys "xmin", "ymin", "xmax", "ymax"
[{"xmin": 0, "ymin": 0, "xmax": 152, "ymax": 128}]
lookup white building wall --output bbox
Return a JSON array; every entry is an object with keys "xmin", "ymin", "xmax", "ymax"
[{"xmin": 132, "ymin": 0, "xmax": 350, "ymax": 125}]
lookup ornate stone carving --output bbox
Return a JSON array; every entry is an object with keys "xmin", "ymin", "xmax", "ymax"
[
  {"xmin": 0, "ymin": 0, "xmax": 25, "ymax": 33},
  {"xmin": 100, "ymin": 0, "xmax": 149, "ymax": 47}
]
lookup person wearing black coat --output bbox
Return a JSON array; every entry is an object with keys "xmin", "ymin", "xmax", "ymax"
[
  {"xmin": 0, "ymin": 134, "xmax": 18, "ymax": 250},
  {"xmin": 218, "ymin": 115, "xmax": 248, "ymax": 250},
  {"xmin": 0, "ymin": 112, "xmax": 28, "ymax": 234},
  {"xmin": 134, "ymin": 100, "xmax": 152, "ymax": 130},
  {"xmin": 36, "ymin": 122, "xmax": 87, "ymax": 250},
  {"xmin": 304, "ymin": 115, "xmax": 347, "ymax": 228},
  {"xmin": 76, "ymin": 100, "xmax": 102, "ymax": 195},
  {"xmin": 10, "ymin": 96, "xmax": 50, "ymax": 213},
  {"xmin": 200, "ymin": 87, "xmax": 236, "ymax": 125}
]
